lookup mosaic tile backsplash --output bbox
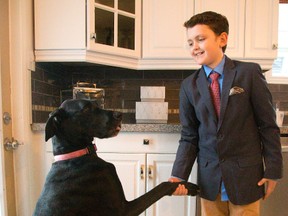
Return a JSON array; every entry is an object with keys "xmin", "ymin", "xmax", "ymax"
[{"xmin": 31, "ymin": 62, "xmax": 288, "ymax": 125}]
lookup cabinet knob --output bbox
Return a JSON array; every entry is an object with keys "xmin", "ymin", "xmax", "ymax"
[
  {"xmin": 90, "ymin": 33, "xmax": 97, "ymax": 40},
  {"xmin": 272, "ymin": 44, "xmax": 278, "ymax": 50},
  {"xmin": 143, "ymin": 139, "xmax": 150, "ymax": 145}
]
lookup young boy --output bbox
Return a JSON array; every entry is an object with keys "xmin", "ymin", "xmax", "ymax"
[{"xmin": 169, "ymin": 11, "xmax": 283, "ymax": 216}]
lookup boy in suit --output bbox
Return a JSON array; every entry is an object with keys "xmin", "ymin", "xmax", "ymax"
[{"xmin": 169, "ymin": 11, "xmax": 283, "ymax": 215}]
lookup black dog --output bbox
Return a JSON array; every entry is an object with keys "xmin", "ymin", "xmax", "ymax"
[{"xmin": 33, "ymin": 99, "xmax": 199, "ymax": 216}]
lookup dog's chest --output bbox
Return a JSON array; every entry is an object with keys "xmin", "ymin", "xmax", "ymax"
[{"xmin": 36, "ymin": 156, "xmax": 127, "ymax": 215}]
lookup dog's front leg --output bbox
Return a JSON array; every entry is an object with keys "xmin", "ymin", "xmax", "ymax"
[{"xmin": 123, "ymin": 182, "xmax": 198, "ymax": 216}]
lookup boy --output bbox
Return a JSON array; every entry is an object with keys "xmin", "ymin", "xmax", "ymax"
[{"xmin": 169, "ymin": 11, "xmax": 283, "ymax": 216}]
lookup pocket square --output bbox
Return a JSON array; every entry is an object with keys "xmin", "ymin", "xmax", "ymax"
[{"xmin": 229, "ymin": 86, "xmax": 244, "ymax": 96}]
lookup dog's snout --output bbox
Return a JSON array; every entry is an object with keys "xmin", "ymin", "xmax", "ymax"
[{"xmin": 113, "ymin": 111, "xmax": 122, "ymax": 120}]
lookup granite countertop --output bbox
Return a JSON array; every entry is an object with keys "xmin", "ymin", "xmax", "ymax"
[
  {"xmin": 31, "ymin": 123, "xmax": 182, "ymax": 133},
  {"xmin": 31, "ymin": 123, "xmax": 288, "ymax": 152},
  {"xmin": 31, "ymin": 123, "xmax": 288, "ymax": 134}
]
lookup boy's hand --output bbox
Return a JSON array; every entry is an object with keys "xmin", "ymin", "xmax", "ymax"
[
  {"xmin": 168, "ymin": 177, "xmax": 188, "ymax": 196},
  {"xmin": 257, "ymin": 178, "xmax": 277, "ymax": 200}
]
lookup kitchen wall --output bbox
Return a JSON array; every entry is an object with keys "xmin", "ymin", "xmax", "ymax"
[{"xmin": 31, "ymin": 62, "xmax": 288, "ymax": 125}]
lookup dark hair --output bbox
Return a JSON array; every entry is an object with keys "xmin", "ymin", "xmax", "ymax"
[{"xmin": 184, "ymin": 11, "xmax": 229, "ymax": 52}]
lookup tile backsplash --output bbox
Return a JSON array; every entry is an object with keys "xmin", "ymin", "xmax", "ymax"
[{"xmin": 31, "ymin": 62, "xmax": 288, "ymax": 125}]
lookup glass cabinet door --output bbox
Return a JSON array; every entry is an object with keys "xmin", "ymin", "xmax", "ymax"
[
  {"xmin": 88, "ymin": 0, "xmax": 141, "ymax": 56},
  {"xmin": 94, "ymin": 7, "xmax": 114, "ymax": 46}
]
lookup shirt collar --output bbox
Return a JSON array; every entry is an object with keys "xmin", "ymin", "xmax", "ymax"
[{"xmin": 203, "ymin": 55, "xmax": 226, "ymax": 78}]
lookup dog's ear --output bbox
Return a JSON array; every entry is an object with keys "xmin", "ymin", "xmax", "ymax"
[{"xmin": 45, "ymin": 108, "xmax": 66, "ymax": 141}]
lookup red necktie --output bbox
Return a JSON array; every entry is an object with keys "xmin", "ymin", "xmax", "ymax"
[{"xmin": 209, "ymin": 72, "xmax": 221, "ymax": 119}]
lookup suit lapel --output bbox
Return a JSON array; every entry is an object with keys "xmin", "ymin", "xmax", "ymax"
[
  {"xmin": 196, "ymin": 67, "xmax": 218, "ymax": 123},
  {"xmin": 218, "ymin": 57, "xmax": 237, "ymax": 129}
]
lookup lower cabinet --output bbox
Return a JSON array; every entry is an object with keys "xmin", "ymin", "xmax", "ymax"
[{"xmin": 98, "ymin": 152, "xmax": 197, "ymax": 216}]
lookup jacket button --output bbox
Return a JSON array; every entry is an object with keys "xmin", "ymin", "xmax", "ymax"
[
  {"xmin": 218, "ymin": 134, "xmax": 224, "ymax": 139},
  {"xmin": 220, "ymin": 159, "xmax": 225, "ymax": 163}
]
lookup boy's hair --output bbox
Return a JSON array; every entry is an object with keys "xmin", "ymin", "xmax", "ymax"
[{"xmin": 184, "ymin": 11, "xmax": 229, "ymax": 52}]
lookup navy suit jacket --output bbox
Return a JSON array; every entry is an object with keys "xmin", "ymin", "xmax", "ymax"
[{"xmin": 171, "ymin": 56, "xmax": 283, "ymax": 205}]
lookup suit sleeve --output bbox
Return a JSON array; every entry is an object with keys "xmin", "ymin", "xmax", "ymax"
[
  {"xmin": 171, "ymin": 79, "xmax": 199, "ymax": 181},
  {"xmin": 250, "ymin": 64, "xmax": 283, "ymax": 179}
]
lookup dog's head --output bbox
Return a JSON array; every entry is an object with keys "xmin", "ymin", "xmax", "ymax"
[{"xmin": 45, "ymin": 99, "xmax": 122, "ymax": 143}]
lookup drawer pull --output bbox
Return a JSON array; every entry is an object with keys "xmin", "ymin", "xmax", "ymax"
[
  {"xmin": 148, "ymin": 165, "xmax": 153, "ymax": 179},
  {"xmin": 140, "ymin": 165, "xmax": 145, "ymax": 179}
]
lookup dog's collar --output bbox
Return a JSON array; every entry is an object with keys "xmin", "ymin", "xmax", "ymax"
[{"xmin": 54, "ymin": 144, "xmax": 97, "ymax": 162}]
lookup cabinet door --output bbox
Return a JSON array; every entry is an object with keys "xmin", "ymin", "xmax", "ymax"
[
  {"xmin": 142, "ymin": 0, "xmax": 194, "ymax": 59},
  {"xmin": 245, "ymin": 0, "xmax": 278, "ymax": 59},
  {"xmin": 87, "ymin": 0, "xmax": 141, "ymax": 58},
  {"xmin": 97, "ymin": 152, "xmax": 146, "ymax": 216},
  {"xmin": 195, "ymin": 0, "xmax": 245, "ymax": 58},
  {"xmin": 34, "ymin": 0, "xmax": 86, "ymax": 50},
  {"xmin": 146, "ymin": 154, "xmax": 197, "ymax": 216}
]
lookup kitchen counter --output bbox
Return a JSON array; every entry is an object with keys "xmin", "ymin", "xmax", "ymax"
[
  {"xmin": 32, "ymin": 123, "xmax": 288, "ymax": 134},
  {"xmin": 31, "ymin": 123, "xmax": 181, "ymax": 132},
  {"xmin": 32, "ymin": 123, "xmax": 183, "ymax": 132},
  {"xmin": 32, "ymin": 123, "xmax": 288, "ymax": 152}
]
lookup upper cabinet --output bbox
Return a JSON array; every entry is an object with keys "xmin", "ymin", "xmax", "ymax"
[
  {"xmin": 87, "ymin": 0, "xmax": 141, "ymax": 58},
  {"xmin": 34, "ymin": 0, "xmax": 141, "ymax": 67},
  {"xmin": 244, "ymin": 0, "xmax": 278, "ymax": 60},
  {"xmin": 142, "ymin": 0, "xmax": 193, "ymax": 59},
  {"xmin": 34, "ymin": 0, "xmax": 86, "ymax": 50},
  {"xmin": 140, "ymin": 0, "xmax": 197, "ymax": 69},
  {"xmin": 194, "ymin": 0, "xmax": 278, "ymax": 69},
  {"xmin": 34, "ymin": 0, "xmax": 278, "ymax": 70}
]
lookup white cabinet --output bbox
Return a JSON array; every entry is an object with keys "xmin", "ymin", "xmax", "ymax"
[
  {"xmin": 142, "ymin": 0, "xmax": 193, "ymax": 59},
  {"xmin": 194, "ymin": 0, "xmax": 278, "ymax": 68},
  {"xmin": 146, "ymin": 154, "xmax": 197, "ymax": 216},
  {"xmin": 141, "ymin": 0, "xmax": 197, "ymax": 70},
  {"xmin": 34, "ymin": 0, "xmax": 142, "ymax": 68},
  {"xmin": 245, "ymin": 0, "xmax": 278, "ymax": 59},
  {"xmin": 34, "ymin": 0, "xmax": 86, "ymax": 50},
  {"xmin": 142, "ymin": 0, "xmax": 278, "ymax": 69},
  {"xmin": 34, "ymin": 0, "xmax": 278, "ymax": 69},
  {"xmin": 98, "ymin": 153, "xmax": 197, "ymax": 216}
]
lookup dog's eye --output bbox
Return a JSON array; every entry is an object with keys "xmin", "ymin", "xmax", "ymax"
[{"xmin": 82, "ymin": 106, "xmax": 91, "ymax": 113}]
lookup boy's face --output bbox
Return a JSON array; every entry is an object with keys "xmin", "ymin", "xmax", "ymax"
[{"xmin": 186, "ymin": 24, "xmax": 228, "ymax": 68}]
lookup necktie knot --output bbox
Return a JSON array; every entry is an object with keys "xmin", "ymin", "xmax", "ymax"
[{"xmin": 209, "ymin": 72, "xmax": 220, "ymax": 81}]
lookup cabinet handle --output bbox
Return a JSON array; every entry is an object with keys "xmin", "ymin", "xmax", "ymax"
[
  {"xmin": 90, "ymin": 33, "xmax": 97, "ymax": 40},
  {"xmin": 272, "ymin": 44, "xmax": 278, "ymax": 50},
  {"xmin": 148, "ymin": 165, "xmax": 153, "ymax": 179},
  {"xmin": 140, "ymin": 165, "xmax": 145, "ymax": 179}
]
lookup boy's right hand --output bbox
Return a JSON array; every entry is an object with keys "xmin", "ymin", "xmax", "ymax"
[{"xmin": 168, "ymin": 177, "xmax": 188, "ymax": 196}]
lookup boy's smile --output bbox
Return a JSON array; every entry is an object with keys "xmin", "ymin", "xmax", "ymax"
[{"xmin": 186, "ymin": 24, "xmax": 228, "ymax": 69}]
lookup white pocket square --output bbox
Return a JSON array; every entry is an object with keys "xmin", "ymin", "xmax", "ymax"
[{"xmin": 229, "ymin": 86, "xmax": 245, "ymax": 96}]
